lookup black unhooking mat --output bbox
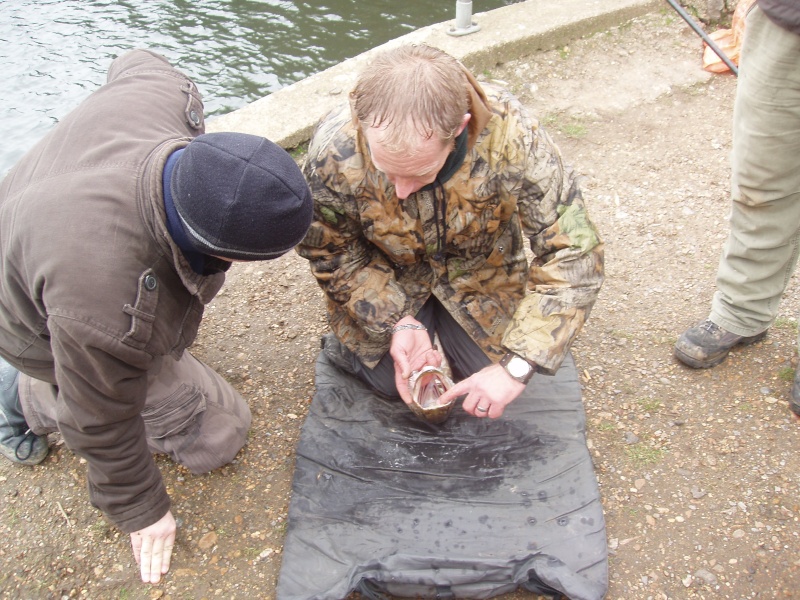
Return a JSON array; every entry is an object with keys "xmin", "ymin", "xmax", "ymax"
[{"xmin": 276, "ymin": 350, "xmax": 608, "ymax": 600}]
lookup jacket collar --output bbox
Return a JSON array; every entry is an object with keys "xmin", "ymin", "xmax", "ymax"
[
  {"xmin": 417, "ymin": 126, "xmax": 468, "ymax": 192},
  {"xmin": 142, "ymin": 140, "xmax": 228, "ymax": 304}
]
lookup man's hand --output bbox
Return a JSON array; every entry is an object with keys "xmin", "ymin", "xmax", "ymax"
[
  {"xmin": 389, "ymin": 317, "xmax": 441, "ymax": 404},
  {"xmin": 130, "ymin": 510, "xmax": 176, "ymax": 584},
  {"xmin": 437, "ymin": 363, "xmax": 526, "ymax": 418}
]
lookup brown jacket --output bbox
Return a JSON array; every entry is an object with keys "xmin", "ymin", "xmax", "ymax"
[
  {"xmin": 298, "ymin": 74, "xmax": 604, "ymax": 372},
  {"xmin": 0, "ymin": 50, "xmax": 224, "ymax": 532}
]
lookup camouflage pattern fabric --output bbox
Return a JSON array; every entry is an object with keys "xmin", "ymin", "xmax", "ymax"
[{"xmin": 297, "ymin": 81, "xmax": 604, "ymax": 374}]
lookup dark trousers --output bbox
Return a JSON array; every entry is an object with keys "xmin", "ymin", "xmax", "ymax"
[{"xmin": 351, "ymin": 297, "xmax": 491, "ymax": 398}]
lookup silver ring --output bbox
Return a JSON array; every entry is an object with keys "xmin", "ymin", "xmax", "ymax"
[{"xmin": 476, "ymin": 406, "xmax": 488, "ymax": 413}]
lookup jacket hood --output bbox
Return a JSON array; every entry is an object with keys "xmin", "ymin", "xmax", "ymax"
[{"xmin": 460, "ymin": 64, "xmax": 492, "ymax": 150}]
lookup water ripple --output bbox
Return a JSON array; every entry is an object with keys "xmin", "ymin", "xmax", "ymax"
[{"xmin": 1, "ymin": 0, "xmax": 518, "ymax": 174}]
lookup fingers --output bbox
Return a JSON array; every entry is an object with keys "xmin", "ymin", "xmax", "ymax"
[
  {"xmin": 471, "ymin": 401, "xmax": 502, "ymax": 418},
  {"xmin": 130, "ymin": 532, "xmax": 142, "ymax": 565},
  {"xmin": 138, "ymin": 533, "xmax": 174, "ymax": 583},
  {"xmin": 407, "ymin": 348, "xmax": 440, "ymax": 375},
  {"xmin": 465, "ymin": 395, "xmax": 492, "ymax": 418},
  {"xmin": 457, "ymin": 380, "xmax": 502, "ymax": 418},
  {"xmin": 139, "ymin": 534, "xmax": 156, "ymax": 583},
  {"xmin": 394, "ymin": 367, "xmax": 414, "ymax": 405},
  {"xmin": 395, "ymin": 354, "xmax": 412, "ymax": 380},
  {"xmin": 161, "ymin": 535, "xmax": 175, "ymax": 576},
  {"xmin": 130, "ymin": 511, "xmax": 177, "ymax": 584},
  {"xmin": 403, "ymin": 347, "xmax": 439, "ymax": 376},
  {"xmin": 150, "ymin": 532, "xmax": 175, "ymax": 582}
]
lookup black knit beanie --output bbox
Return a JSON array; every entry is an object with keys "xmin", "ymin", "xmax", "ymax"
[{"xmin": 171, "ymin": 132, "xmax": 313, "ymax": 261}]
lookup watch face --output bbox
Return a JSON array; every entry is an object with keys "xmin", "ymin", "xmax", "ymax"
[{"xmin": 508, "ymin": 356, "xmax": 531, "ymax": 378}]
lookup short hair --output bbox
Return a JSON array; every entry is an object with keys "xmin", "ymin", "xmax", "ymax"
[{"xmin": 351, "ymin": 44, "xmax": 469, "ymax": 153}]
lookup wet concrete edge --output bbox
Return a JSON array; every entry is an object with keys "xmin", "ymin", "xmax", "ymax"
[{"xmin": 206, "ymin": 0, "xmax": 662, "ymax": 148}]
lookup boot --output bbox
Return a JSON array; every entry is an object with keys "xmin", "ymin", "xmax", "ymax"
[
  {"xmin": 791, "ymin": 367, "xmax": 800, "ymax": 417},
  {"xmin": 674, "ymin": 319, "xmax": 767, "ymax": 369},
  {"xmin": 0, "ymin": 359, "xmax": 48, "ymax": 465}
]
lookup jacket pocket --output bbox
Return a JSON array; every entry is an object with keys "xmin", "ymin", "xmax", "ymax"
[
  {"xmin": 122, "ymin": 269, "xmax": 159, "ymax": 350},
  {"xmin": 141, "ymin": 383, "xmax": 207, "ymax": 439}
]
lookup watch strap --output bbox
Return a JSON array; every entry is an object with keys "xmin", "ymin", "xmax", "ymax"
[{"xmin": 499, "ymin": 352, "xmax": 537, "ymax": 384}]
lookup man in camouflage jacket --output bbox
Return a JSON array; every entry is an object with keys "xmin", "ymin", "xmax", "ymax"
[{"xmin": 297, "ymin": 44, "xmax": 604, "ymax": 418}]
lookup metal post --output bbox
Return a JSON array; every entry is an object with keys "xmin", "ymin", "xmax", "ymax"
[{"xmin": 447, "ymin": 0, "xmax": 481, "ymax": 37}]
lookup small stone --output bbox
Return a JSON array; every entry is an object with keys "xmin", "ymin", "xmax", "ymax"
[
  {"xmin": 198, "ymin": 531, "xmax": 218, "ymax": 550},
  {"xmin": 173, "ymin": 568, "xmax": 199, "ymax": 577},
  {"xmin": 694, "ymin": 568, "xmax": 718, "ymax": 585},
  {"xmin": 258, "ymin": 548, "xmax": 275, "ymax": 561},
  {"xmin": 624, "ymin": 432, "xmax": 639, "ymax": 444}
]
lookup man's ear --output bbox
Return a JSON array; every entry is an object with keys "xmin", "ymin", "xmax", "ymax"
[{"xmin": 456, "ymin": 113, "xmax": 471, "ymax": 136}]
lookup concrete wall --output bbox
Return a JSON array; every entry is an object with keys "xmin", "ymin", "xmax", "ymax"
[{"xmin": 206, "ymin": 0, "xmax": 662, "ymax": 149}]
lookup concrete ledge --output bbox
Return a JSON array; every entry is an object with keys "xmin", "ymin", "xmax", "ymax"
[{"xmin": 206, "ymin": 0, "xmax": 661, "ymax": 148}]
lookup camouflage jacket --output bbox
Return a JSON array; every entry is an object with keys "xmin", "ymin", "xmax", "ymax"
[{"xmin": 297, "ymin": 77, "xmax": 604, "ymax": 373}]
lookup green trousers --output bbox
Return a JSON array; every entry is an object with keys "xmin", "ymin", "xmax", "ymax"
[{"xmin": 711, "ymin": 6, "xmax": 800, "ymax": 353}]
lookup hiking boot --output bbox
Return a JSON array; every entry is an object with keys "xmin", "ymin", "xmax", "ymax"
[
  {"xmin": 0, "ymin": 359, "xmax": 48, "ymax": 466},
  {"xmin": 674, "ymin": 319, "xmax": 767, "ymax": 369},
  {"xmin": 791, "ymin": 367, "xmax": 800, "ymax": 417}
]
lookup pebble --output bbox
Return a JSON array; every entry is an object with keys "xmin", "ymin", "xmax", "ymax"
[
  {"xmin": 694, "ymin": 568, "xmax": 718, "ymax": 585},
  {"xmin": 198, "ymin": 531, "xmax": 218, "ymax": 550}
]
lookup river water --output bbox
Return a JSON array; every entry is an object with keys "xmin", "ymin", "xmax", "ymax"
[{"xmin": 0, "ymin": 0, "xmax": 518, "ymax": 175}]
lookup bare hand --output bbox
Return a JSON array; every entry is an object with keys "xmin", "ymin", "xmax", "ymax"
[
  {"xmin": 130, "ymin": 510, "xmax": 176, "ymax": 584},
  {"xmin": 437, "ymin": 363, "xmax": 525, "ymax": 418},
  {"xmin": 389, "ymin": 317, "xmax": 441, "ymax": 404}
]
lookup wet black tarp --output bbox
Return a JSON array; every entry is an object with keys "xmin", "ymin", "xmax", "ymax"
[{"xmin": 276, "ymin": 350, "xmax": 608, "ymax": 600}]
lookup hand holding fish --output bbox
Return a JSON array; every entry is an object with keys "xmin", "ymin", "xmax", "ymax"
[{"xmin": 389, "ymin": 317, "xmax": 441, "ymax": 404}]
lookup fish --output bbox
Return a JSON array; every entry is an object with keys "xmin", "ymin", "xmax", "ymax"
[{"xmin": 407, "ymin": 366, "xmax": 456, "ymax": 424}]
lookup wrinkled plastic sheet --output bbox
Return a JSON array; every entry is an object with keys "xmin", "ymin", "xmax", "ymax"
[{"xmin": 276, "ymin": 351, "xmax": 607, "ymax": 600}]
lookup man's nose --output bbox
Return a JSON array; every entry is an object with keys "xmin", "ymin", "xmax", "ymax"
[{"xmin": 394, "ymin": 179, "xmax": 418, "ymax": 199}]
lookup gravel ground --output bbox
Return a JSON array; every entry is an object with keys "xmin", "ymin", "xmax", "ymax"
[{"xmin": 2, "ymin": 10, "xmax": 799, "ymax": 600}]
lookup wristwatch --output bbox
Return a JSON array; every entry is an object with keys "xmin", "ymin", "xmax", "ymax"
[{"xmin": 499, "ymin": 352, "xmax": 537, "ymax": 385}]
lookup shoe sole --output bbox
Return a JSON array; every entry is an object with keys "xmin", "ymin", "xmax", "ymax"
[
  {"xmin": 0, "ymin": 444, "xmax": 48, "ymax": 466},
  {"xmin": 674, "ymin": 330, "xmax": 768, "ymax": 369}
]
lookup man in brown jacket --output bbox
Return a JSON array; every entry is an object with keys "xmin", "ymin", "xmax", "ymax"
[{"xmin": 0, "ymin": 49, "xmax": 312, "ymax": 583}]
